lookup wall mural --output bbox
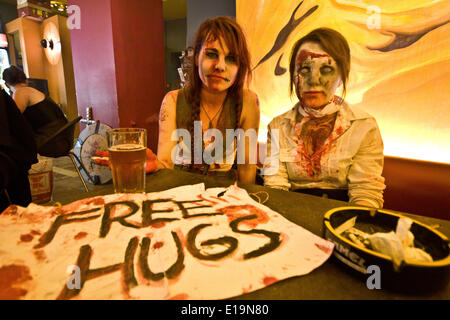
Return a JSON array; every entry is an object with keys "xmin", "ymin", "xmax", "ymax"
[{"xmin": 237, "ymin": 0, "xmax": 450, "ymax": 163}]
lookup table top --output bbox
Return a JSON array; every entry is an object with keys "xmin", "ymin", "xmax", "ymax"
[{"xmin": 57, "ymin": 169, "xmax": 450, "ymax": 300}]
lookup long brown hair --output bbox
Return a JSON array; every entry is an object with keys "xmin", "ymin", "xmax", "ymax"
[
  {"xmin": 186, "ymin": 16, "xmax": 252, "ymax": 108},
  {"xmin": 289, "ymin": 28, "xmax": 351, "ymax": 99},
  {"xmin": 185, "ymin": 16, "xmax": 252, "ymax": 167}
]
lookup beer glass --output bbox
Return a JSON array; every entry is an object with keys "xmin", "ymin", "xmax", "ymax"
[{"xmin": 107, "ymin": 128, "xmax": 147, "ymax": 193}]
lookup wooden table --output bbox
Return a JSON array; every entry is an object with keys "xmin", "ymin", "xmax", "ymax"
[{"xmin": 57, "ymin": 168, "xmax": 450, "ymax": 300}]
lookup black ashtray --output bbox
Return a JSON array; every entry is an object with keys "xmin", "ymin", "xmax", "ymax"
[{"xmin": 323, "ymin": 206, "xmax": 450, "ymax": 293}]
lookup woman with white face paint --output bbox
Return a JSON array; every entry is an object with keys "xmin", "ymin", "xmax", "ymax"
[{"xmin": 264, "ymin": 28, "xmax": 386, "ymax": 208}]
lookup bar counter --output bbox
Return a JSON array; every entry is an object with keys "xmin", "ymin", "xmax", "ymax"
[{"xmin": 56, "ymin": 169, "xmax": 450, "ymax": 300}]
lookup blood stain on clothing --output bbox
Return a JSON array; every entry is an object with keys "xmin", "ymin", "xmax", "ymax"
[
  {"xmin": 296, "ymin": 145, "xmax": 320, "ymax": 177},
  {"xmin": 0, "ymin": 264, "xmax": 32, "ymax": 299}
]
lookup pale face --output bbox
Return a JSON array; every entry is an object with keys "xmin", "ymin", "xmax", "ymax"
[
  {"xmin": 197, "ymin": 36, "xmax": 239, "ymax": 93},
  {"xmin": 294, "ymin": 41, "xmax": 342, "ymax": 109}
]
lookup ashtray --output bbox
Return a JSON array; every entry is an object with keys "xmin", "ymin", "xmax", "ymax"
[{"xmin": 323, "ymin": 206, "xmax": 450, "ymax": 293}]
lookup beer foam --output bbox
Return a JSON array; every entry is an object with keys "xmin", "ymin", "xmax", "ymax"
[{"xmin": 109, "ymin": 144, "xmax": 145, "ymax": 151}]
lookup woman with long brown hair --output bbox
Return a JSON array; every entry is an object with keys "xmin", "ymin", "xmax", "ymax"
[{"xmin": 156, "ymin": 16, "xmax": 260, "ymax": 183}]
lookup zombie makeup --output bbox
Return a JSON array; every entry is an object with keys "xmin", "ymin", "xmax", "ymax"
[
  {"xmin": 294, "ymin": 42, "xmax": 342, "ymax": 109},
  {"xmin": 197, "ymin": 37, "xmax": 239, "ymax": 93}
]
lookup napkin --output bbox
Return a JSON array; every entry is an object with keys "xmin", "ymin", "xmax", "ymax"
[{"xmin": 367, "ymin": 217, "xmax": 433, "ymax": 271}]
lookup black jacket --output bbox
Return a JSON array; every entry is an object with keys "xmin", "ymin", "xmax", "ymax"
[{"xmin": 0, "ymin": 88, "xmax": 38, "ymax": 190}]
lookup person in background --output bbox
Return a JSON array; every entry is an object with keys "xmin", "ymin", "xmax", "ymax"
[
  {"xmin": 0, "ymin": 86, "xmax": 37, "ymax": 212},
  {"xmin": 263, "ymin": 28, "xmax": 385, "ymax": 208},
  {"xmin": 2, "ymin": 66, "xmax": 70, "ymax": 157},
  {"xmin": 180, "ymin": 46, "xmax": 194, "ymax": 86},
  {"xmin": 97, "ymin": 16, "xmax": 260, "ymax": 184}
]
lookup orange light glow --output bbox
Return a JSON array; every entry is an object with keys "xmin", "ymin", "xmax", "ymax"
[
  {"xmin": 42, "ymin": 21, "xmax": 61, "ymax": 65},
  {"xmin": 238, "ymin": 0, "xmax": 450, "ymax": 164}
]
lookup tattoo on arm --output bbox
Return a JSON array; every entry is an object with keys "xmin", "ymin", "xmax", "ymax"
[
  {"xmin": 160, "ymin": 92, "xmax": 176, "ymax": 122},
  {"xmin": 160, "ymin": 103, "xmax": 169, "ymax": 122}
]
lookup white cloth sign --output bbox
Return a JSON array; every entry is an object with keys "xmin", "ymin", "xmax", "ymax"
[{"xmin": 0, "ymin": 184, "xmax": 333, "ymax": 300}]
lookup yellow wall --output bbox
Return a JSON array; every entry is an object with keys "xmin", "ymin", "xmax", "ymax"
[
  {"xmin": 41, "ymin": 15, "xmax": 78, "ymax": 126},
  {"xmin": 42, "ymin": 16, "xmax": 63, "ymax": 107},
  {"xmin": 5, "ymin": 17, "xmax": 46, "ymax": 78},
  {"xmin": 5, "ymin": 16, "xmax": 79, "ymax": 136},
  {"xmin": 58, "ymin": 16, "xmax": 78, "ymax": 125},
  {"xmin": 237, "ymin": 0, "xmax": 450, "ymax": 164}
]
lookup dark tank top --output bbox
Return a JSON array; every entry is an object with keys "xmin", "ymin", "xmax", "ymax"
[
  {"xmin": 23, "ymin": 96, "xmax": 71, "ymax": 157},
  {"xmin": 23, "ymin": 97, "xmax": 67, "ymax": 131},
  {"xmin": 175, "ymin": 88, "xmax": 240, "ymax": 175},
  {"xmin": 175, "ymin": 88, "xmax": 238, "ymax": 134}
]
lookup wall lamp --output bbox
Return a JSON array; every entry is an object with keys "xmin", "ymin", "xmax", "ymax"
[{"xmin": 40, "ymin": 39, "xmax": 54, "ymax": 50}]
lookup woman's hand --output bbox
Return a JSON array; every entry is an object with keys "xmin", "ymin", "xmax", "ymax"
[
  {"xmin": 144, "ymin": 148, "xmax": 158, "ymax": 172},
  {"xmin": 93, "ymin": 148, "xmax": 158, "ymax": 173}
]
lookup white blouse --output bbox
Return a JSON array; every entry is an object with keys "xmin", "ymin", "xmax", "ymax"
[{"xmin": 263, "ymin": 101, "xmax": 386, "ymax": 208}]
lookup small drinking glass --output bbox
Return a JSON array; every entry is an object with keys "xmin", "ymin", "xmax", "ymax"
[{"xmin": 107, "ymin": 128, "xmax": 147, "ymax": 193}]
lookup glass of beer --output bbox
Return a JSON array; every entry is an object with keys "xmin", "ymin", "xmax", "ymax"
[{"xmin": 107, "ymin": 128, "xmax": 147, "ymax": 193}]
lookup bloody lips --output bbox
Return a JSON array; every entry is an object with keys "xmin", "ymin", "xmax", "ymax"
[{"xmin": 207, "ymin": 75, "xmax": 230, "ymax": 82}]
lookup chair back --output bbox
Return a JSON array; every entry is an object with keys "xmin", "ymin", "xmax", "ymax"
[{"xmin": 38, "ymin": 116, "xmax": 82, "ymax": 157}]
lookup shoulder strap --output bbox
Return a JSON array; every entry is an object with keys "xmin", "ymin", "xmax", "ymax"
[
  {"xmin": 221, "ymin": 94, "xmax": 237, "ymax": 130},
  {"xmin": 176, "ymin": 88, "xmax": 192, "ymax": 130}
]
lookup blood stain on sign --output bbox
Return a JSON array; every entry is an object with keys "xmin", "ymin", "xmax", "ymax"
[
  {"xmin": 152, "ymin": 222, "xmax": 166, "ymax": 228},
  {"xmin": 315, "ymin": 243, "xmax": 331, "ymax": 254},
  {"xmin": 0, "ymin": 265, "xmax": 32, "ymax": 299},
  {"xmin": 20, "ymin": 234, "xmax": 34, "ymax": 242},
  {"xmin": 152, "ymin": 241, "xmax": 164, "ymax": 249},
  {"xmin": 74, "ymin": 232, "xmax": 88, "ymax": 240},
  {"xmin": 169, "ymin": 293, "xmax": 189, "ymax": 300},
  {"xmin": 262, "ymin": 276, "xmax": 278, "ymax": 286},
  {"xmin": 222, "ymin": 205, "xmax": 270, "ymax": 228},
  {"xmin": 34, "ymin": 250, "xmax": 47, "ymax": 261},
  {"xmin": 82, "ymin": 197, "xmax": 105, "ymax": 206}
]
